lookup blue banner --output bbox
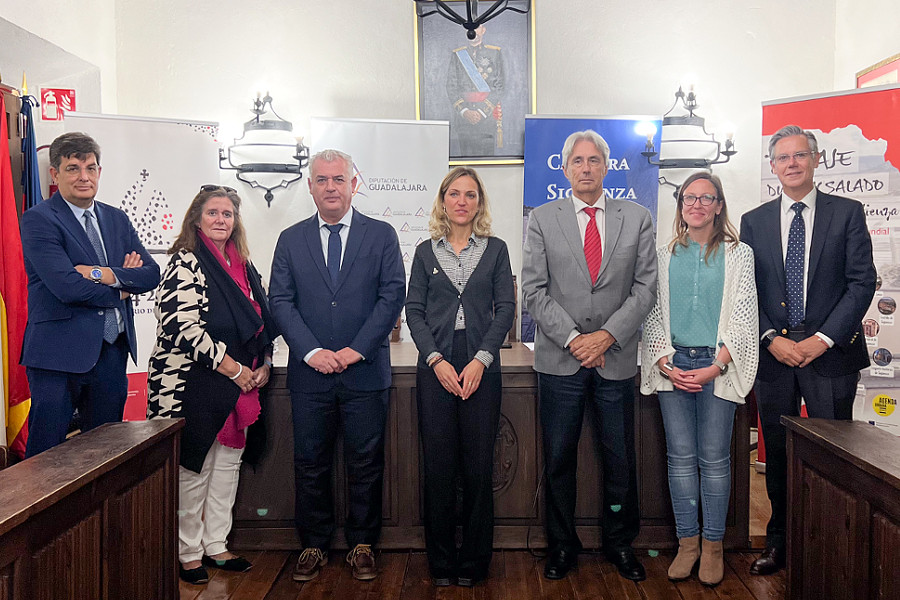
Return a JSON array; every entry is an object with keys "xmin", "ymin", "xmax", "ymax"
[{"xmin": 521, "ymin": 115, "xmax": 661, "ymax": 341}]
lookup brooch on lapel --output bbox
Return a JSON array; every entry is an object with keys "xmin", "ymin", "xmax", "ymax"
[{"xmin": 432, "ymin": 267, "xmax": 439, "ymax": 275}]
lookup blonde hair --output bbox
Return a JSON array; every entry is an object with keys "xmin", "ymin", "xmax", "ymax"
[
  {"xmin": 668, "ymin": 171, "xmax": 739, "ymax": 263},
  {"xmin": 169, "ymin": 187, "xmax": 250, "ymax": 261},
  {"xmin": 429, "ymin": 167, "xmax": 493, "ymax": 240}
]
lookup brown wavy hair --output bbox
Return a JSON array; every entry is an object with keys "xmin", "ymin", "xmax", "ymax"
[
  {"xmin": 668, "ymin": 171, "xmax": 739, "ymax": 263},
  {"xmin": 429, "ymin": 167, "xmax": 493, "ymax": 240},
  {"xmin": 168, "ymin": 187, "xmax": 250, "ymax": 261}
]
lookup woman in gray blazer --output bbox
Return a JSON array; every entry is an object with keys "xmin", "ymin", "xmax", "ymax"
[{"xmin": 406, "ymin": 167, "xmax": 515, "ymax": 587}]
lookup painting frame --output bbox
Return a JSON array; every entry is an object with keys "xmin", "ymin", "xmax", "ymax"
[
  {"xmin": 857, "ymin": 52, "xmax": 900, "ymax": 88},
  {"xmin": 414, "ymin": 1, "xmax": 536, "ymax": 165}
]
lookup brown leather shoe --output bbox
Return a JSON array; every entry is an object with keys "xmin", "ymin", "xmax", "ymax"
[
  {"xmin": 293, "ymin": 547, "xmax": 327, "ymax": 582},
  {"xmin": 749, "ymin": 546, "xmax": 785, "ymax": 576},
  {"xmin": 346, "ymin": 544, "xmax": 377, "ymax": 580}
]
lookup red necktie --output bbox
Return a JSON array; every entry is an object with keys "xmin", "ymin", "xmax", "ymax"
[{"xmin": 583, "ymin": 206, "xmax": 602, "ymax": 283}]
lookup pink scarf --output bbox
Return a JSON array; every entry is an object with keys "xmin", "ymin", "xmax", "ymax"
[{"xmin": 197, "ymin": 229, "xmax": 262, "ymax": 449}]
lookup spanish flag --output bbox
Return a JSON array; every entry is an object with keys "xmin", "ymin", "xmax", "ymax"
[{"xmin": 0, "ymin": 93, "xmax": 30, "ymax": 458}]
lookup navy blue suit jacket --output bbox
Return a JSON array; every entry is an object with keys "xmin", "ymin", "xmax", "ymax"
[
  {"xmin": 20, "ymin": 192, "xmax": 160, "ymax": 373},
  {"xmin": 740, "ymin": 190, "xmax": 876, "ymax": 381},
  {"xmin": 269, "ymin": 208, "xmax": 406, "ymax": 393}
]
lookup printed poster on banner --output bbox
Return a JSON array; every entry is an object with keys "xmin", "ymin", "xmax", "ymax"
[
  {"xmin": 761, "ymin": 85, "xmax": 900, "ymax": 433},
  {"xmin": 310, "ymin": 117, "xmax": 450, "ymax": 341},
  {"xmin": 520, "ymin": 115, "xmax": 662, "ymax": 342},
  {"xmin": 65, "ymin": 113, "xmax": 220, "ymax": 419}
]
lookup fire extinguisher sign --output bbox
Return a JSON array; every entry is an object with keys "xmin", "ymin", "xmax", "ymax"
[{"xmin": 40, "ymin": 88, "xmax": 76, "ymax": 121}]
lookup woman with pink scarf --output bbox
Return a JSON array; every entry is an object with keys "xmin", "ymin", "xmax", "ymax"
[{"xmin": 147, "ymin": 185, "xmax": 278, "ymax": 585}]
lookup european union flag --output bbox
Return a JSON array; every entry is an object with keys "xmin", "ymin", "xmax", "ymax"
[{"xmin": 21, "ymin": 95, "xmax": 42, "ymax": 210}]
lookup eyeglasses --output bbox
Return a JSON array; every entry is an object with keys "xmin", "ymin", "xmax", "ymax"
[
  {"xmin": 682, "ymin": 194, "xmax": 719, "ymax": 206},
  {"xmin": 200, "ymin": 184, "xmax": 237, "ymax": 193},
  {"xmin": 772, "ymin": 151, "xmax": 816, "ymax": 165}
]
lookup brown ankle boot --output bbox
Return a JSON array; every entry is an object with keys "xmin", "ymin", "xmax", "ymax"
[
  {"xmin": 668, "ymin": 535, "xmax": 700, "ymax": 581},
  {"xmin": 698, "ymin": 538, "xmax": 724, "ymax": 586}
]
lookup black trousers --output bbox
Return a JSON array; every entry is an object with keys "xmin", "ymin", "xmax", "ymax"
[
  {"xmin": 756, "ymin": 338, "xmax": 858, "ymax": 550},
  {"xmin": 290, "ymin": 383, "xmax": 388, "ymax": 550},
  {"xmin": 417, "ymin": 330, "xmax": 502, "ymax": 579},
  {"xmin": 538, "ymin": 369, "xmax": 640, "ymax": 554}
]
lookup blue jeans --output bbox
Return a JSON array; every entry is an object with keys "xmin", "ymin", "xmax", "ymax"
[{"xmin": 657, "ymin": 346, "xmax": 736, "ymax": 542}]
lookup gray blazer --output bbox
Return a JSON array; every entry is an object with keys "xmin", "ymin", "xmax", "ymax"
[{"xmin": 522, "ymin": 197, "xmax": 657, "ymax": 379}]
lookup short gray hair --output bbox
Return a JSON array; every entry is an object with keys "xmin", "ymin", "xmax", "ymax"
[
  {"xmin": 767, "ymin": 125, "xmax": 818, "ymax": 161},
  {"xmin": 310, "ymin": 149, "xmax": 353, "ymax": 178},
  {"xmin": 562, "ymin": 130, "xmax": 610, "ymax": 168}
]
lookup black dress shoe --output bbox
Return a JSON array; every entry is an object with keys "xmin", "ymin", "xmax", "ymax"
[
  {"xmin": 605, "ymin": 548, "xmax": 646, "ymax": 582},
  {"xmin": 544, "ymin": 548, "xmax": 577, "ymax": 580},
  {"xmin": 202, "ymin": 555, "xmax": 253, "ymax": 572},
  {"xmin": 179, "ymin": 565, "xmax": 209, "ymax": 585},
  {"xmin": 432, "ymin": 576, "xmax": 452, "ymax": 587},
  {"xmin": 750, "ymin": 547, "xmax": 785, "ymax": 575}
]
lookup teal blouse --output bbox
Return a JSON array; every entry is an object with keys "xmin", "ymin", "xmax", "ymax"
[{"xmin": 668, "ymin": 240, "xmax": 725, "ymax": 348}]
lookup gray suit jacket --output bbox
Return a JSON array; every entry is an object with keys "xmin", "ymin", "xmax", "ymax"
[{"xmin": 522, "ymin": 197, "xmax": 657, "ymax": 379}]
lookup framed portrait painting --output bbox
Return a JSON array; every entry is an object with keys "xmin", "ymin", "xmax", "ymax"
[
  {"xmin": 857, "ymin": 53, "xmax": 900, "ymax": 88},
  {"xmin": 414, "ymin": 1, "xmax": 536, "ymax": 164}
]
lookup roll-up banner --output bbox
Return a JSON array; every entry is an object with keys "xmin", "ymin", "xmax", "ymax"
[
  {"xmin": 310, "ymin": 117, "xmax": 450, "ymax": 341},
  {"xmin": 65, "ymin": 113, "xmax": 220, "ymax": 419},
  {"xmin": 761, "ymin": 84, "xmax": 900, "ymax": 433},
  {"xmin": 521, "ymin": 115, "xmax": 662, "ymax": 342}
]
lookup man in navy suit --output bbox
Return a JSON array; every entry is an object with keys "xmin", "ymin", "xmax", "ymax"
[
  {"xmin": 269, "ymin": 149, "xmax": 405, "ymax": 582},
  {"xmin": 740, "ymin": 125, "xmax": 876, "ymax": 575},
  {"xmin": 20, "ymin": 132, "xmax": 160, "ymax": 457}
]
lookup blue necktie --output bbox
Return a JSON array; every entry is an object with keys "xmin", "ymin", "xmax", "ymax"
[
  {"xmin": 326, "ymin": 224, "xmax": 343, "ymax": 286},
  {"xmin": 84, "ymin": 211, "xmax": 120, "ymax": 343},
  {"xmin": 786, "ymin": 202, "xmax": 807, "ymax": 328}
]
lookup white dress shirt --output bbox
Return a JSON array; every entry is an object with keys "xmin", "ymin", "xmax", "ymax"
[{"xmin": 566, "ymin": 194, "xmax": 607, "ymax": 347}]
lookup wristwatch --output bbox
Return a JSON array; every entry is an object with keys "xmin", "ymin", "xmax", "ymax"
[
  {"xmin": 762, "ymin": 331, "xmax": 778, "ymax": 348},
  {"xmin": 712, "ymin": 359, "xmax": 729, "ymax": 375},
  {"xmin": 659, "ymin": 361, "xmax": 675, "ymax": 379},
  {"xmin": 89, "ymin": 266, "xmax": 103, "ymax": 283}
]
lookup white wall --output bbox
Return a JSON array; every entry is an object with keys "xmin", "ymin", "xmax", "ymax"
[
  {"xmin": 0, "ymin": 0, "xmax": 118, "ymax": 112},
  {"xmin": 10, "ymin": 0, "xmax": 897, "ymax": 282},
  {"xmin": 834, "ymin": 0, "xmax": 900, "ymax": 89}
]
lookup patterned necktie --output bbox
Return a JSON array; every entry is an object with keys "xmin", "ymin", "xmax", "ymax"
[
  {"xmin": 326, "ymin": 223, "xmax": 343, "ymax": 286},
  {"xmin": 785, "ymin": 202, "xmax": 807, "ymax": 327},
  {"xmin": 583, "ymin": 206, "xmax": 602, "ymax": 283},
  {"xmin": 84, "ymin": 211, "xmax": 120, "ymax": 343}
]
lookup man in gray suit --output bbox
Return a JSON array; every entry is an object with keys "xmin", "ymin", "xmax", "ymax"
[{"xmin": 522, "ymin": 130, "xmax": 657, "ymax": 581}]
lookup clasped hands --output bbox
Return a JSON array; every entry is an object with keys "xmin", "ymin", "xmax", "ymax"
[
  {"xmin": 308, "ymin": 347, "xmax": 363, "ymax": 375},
  {"xmin": 75, "ymin": 251, "xmax": 144, "ymax": 300},
  {"xmin": 768, "ymin": 335, "xmax": 827, "ymax": 368},
  {"xmin": 569, "ymin": 329, "xmax": 615, "ymax": 369},
  {"xmin": 433, "ymin": 358, "xmax": 485, "ymax": 400},
  {"xmin": 229, "ymin": 363, "xmax": 270, "ymax": 394},
  {"xmin": 656, "ymin": 357, "xmax": 718, "ymax": 393}
]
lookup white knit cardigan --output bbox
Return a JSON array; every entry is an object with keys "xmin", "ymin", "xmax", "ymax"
[{"xmin": 640, "ymin": 241, "xmax": 759, "ymax": 404}]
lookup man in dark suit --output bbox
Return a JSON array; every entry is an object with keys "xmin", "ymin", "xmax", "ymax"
[
  {"xmin": 521, "ymin": 130, "xmax": 657, "ymax": 581},
  {"xmin": 20, "ymin": 132, "xmax": 160, "ymax": 457},
  {"xmin": 740, "ymin": 125, "xmax": 876, "ymax": 575},
  {"xmin": 269, "ymin": 149, "xmax": 405, "ymax": 582}
]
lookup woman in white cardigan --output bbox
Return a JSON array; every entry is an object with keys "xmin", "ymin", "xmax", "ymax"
[{"xmin": 641, "ymin": 172, "xmax": 758, "ymax": 586}]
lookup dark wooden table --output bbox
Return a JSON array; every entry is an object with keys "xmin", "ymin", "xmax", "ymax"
[
  {"xmin": 0, "ymin": 419, "xmax": 183, "ymax": 600},
  {"xmin": 231, "ymin": 343, "xmax": 749, "ymax": 551},
  {"xmin": 785, "ymin": 416, "xmax": 900, "ymax": 600}
]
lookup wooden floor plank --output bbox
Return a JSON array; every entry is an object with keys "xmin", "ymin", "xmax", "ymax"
[
  {"xmin": 723, "ymin": 552, "xmax": 785, "ymax": 600},
  {"xmin": 636, "ymin": 554, "xmax": 684, "ymax": 600},
  {"xmin": 229, "ymin": 551, "xmax": 289, "ymax": 600},
  {"xmin": 181, "ymin": 550, "xmax": 786, "ymax": 600},
  {"xmin": 262, "ymin": 551, "xmax": 302, "ymax": 600},
  {"xmin": 399, "ymin": 551, "xmax": 435, "ymax": 600}
]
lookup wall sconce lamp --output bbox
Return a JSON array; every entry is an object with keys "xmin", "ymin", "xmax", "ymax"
[
  {"xmin": 219, "ymin": 92, "xmax": 310, "ymax": 207},
  {"xmin": 414, "ymin": 0, "xmax": 531, "ymax": 39},
  {"xmin": 641, "ymin": 85, "xmax": 736, "ymax": 171}
]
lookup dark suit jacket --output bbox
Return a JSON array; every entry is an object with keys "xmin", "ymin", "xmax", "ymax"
[
  {"xmin": 740, "ymin": 190, "xmax": 876, "ymax": 381},
  {"xmin": 20, "ymin": 191, "xmax": 160, "ymax": 373},
  {"xmin": 269, "ymin": 208, "xmax": 406, "ymax": 393},
  {"xmin": 405, "ymin": 237, "xmax": 515, "ymax": 372}
]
